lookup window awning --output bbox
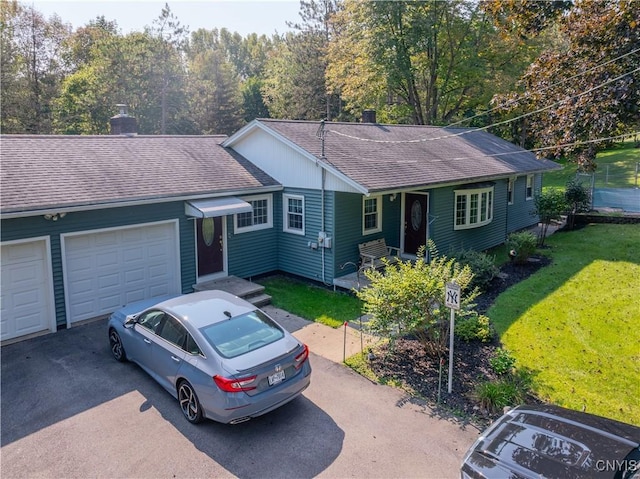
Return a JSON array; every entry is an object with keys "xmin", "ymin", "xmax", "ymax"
[{"xmin": 185, "ymin": 197, "xmax": 252, "ymax": 218}]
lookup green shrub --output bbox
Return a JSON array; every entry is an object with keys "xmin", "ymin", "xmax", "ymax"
[
  {"xmin": 451, "ymin": 249, "xmax": 500, "ymax": 291},
  {"xmin": 490, "ymin": 348, "xmax": 516, "ymax": 375},
  {"xmin": 506, "ymin": 231, "xmax": 537, "ymax": 264},
  {"xmin": 455, "ymin": 314, "xmax": 493, "ymax": 342},
  {"xmin": 473, "ymin": 370, "xmax": 533, "ymax": 413},
  {"xmin": 473, "ymin": 380, "xmax": 511, "ymax": 413}
]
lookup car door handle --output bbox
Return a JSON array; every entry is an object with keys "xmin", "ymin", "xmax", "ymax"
[
  {"xmin": 171, "ymin": 356, "xmax": 180, "ymax": 363},
  {"xmin": 143, "ymin": 338, "xmax": 151, "ymax": 344}
]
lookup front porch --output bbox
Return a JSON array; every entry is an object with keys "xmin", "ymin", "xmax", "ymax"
[{"xmin": 333, "ymin": 270, "xmax": 371, "ymax": 292}]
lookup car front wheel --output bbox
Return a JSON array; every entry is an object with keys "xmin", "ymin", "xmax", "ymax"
[
  {"xmin": 109, "ymin": 329, "xmax": 127, "ymax": 362},
  {"xmin": 178, "ymin": 380, "xmax": 203, "ymax": 424}
]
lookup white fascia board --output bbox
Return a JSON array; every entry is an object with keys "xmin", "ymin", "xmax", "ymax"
[{"xmin": 224, "ymin": 120, "xmax": 368, "ymax": 195}]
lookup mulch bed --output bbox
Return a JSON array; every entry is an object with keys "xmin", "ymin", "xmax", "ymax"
[{"xmin": 365, "ymin": 255, "xmax": 551, "ymax": 427}]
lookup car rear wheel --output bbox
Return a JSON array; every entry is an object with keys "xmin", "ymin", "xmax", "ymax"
[
  {"xmin": 178, "ymin": 380, "xmax": 203, "ymax": 424},
  {"xmin": 109, "ymin": 329, "xmax": 127, "ymax": 362}
]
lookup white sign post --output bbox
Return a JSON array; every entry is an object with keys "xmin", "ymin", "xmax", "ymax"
[{"xmin": 445, "ymin": 282, "xmax": 461, "ymax": 394}]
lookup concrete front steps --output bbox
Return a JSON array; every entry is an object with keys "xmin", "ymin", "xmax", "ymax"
[{"xmin": 192, "ymin": 276, "xmax": 271, "ymax": 307}]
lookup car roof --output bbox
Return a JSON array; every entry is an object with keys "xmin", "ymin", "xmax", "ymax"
[
  {"xmin": 464, "ymin": 404, "xmax": 640, "ymax": 478},
  {"xmin": 156, "ymin": 290, "xmax": 256, "ymax": 329}
]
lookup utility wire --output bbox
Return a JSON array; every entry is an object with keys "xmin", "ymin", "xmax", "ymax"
[
  {"xmin": 327, "ymin": 67, "xmax": 640, "ymax": 145},
  {"xmin": 447, "ymin": 47, "xmax": 640, "ymax": 128}
]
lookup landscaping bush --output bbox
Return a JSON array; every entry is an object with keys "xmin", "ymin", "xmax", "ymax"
[
  {"xmin": 490, "ymin": 348, "xmax": 516, "ymax": 375},
  {"xmin": 455, "ymin": 314, "xmax": 493, "ymax": 342},
  {"xmin": 473, "ymin": 369, "xmax": 533, "ymax": 413},
  {"xmin": 506, "ymin": 231, "xmax": 537, "ymax": 264},
  {"xmin": 357, "ymin": 243, "xmax": 477, "ymax": 358},
  {"xmin": 451, "ymin": 249, "xmax": 499, "ymax": 291}
]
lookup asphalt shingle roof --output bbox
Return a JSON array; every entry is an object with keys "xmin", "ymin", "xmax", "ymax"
[
  {"xmin": 0, "ymin": 135, "xmax": 279, "ymax": 214},
  {"xmin": 257, "ymin": 119, "xmax": 560, "ymax": 192}
]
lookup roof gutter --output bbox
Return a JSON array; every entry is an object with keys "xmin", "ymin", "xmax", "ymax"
[
  {"xmin": 0, "ymin": 185, "xmax": 283, "ymax": 220},
  {"xmin": 365, "ymin": 169, "xmax": 559, "ymax": 195}
]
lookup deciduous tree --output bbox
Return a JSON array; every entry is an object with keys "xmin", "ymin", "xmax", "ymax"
[
  {"xmin": 1, "ymin": 1, "xmax": 71, "ymax": 133},
  {"xmin": 492, "ymin": 0, "xmax": 640, "ymax": 169}
]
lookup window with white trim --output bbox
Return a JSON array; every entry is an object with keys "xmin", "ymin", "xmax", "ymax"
[
  {"xmin": 526, "ymin": 175, "xmax": 534, "ymax": 200},
  {"xmin": 234, "ymin": 194, "xmax": 272, "ymax": 233},
  {"xmin": 454, "ymin": 186, "xmax": 494, "ymax": 230},
  {"xmin": 283, "ymin": 194, "xmax": 305, "ymax": 235},
  {"xmin": 507, "ymin": 178, "xmax": 515, "ymax": 205},
  {"xmin": 362, "ymin": 196, "xmax": 382, "ymax": 234}
]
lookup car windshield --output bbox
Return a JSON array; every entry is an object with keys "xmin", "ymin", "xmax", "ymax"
[{"xmin": 200, "ymin": 309, "xmax": 284, "ymax": 359}]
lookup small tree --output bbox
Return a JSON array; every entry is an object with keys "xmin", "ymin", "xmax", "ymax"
[
  {"xmin": 506, "ymin": 231, "xmax": 537, "ymax": 264},
  {"xmin": 564, "ymin": 179, "xmax": 590, "ymax": 229},
  {"xmin": 356, "ymin": 244, "xmax": 477, "ymax": 358},
  {"xmin": 533, "ymin": 188, "xmax": 567, "ymax": 246}
]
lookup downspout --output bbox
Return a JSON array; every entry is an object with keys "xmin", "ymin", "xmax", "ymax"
[
  {"xmin": 317, "ymin": 119, "xmax": 329, "ymax": 285},
  {"xmin": 321, "ymin": 167, "xmax": 327, "ymax": 284}
]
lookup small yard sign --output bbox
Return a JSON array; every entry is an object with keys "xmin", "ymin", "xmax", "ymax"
[
  {"xmin": 445, "ymin": 282, "xmax": 461, "ymax": 310},
  {"xmin": 445, "ymin": 282, "xmax": 461, "ymax": 394}
]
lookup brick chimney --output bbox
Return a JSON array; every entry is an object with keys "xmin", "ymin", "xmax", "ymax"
[
  {"xmin": 110, "ymin": 104, "xmax": 137, "ymax": 135},
  {"xmin": 362, "ymin": 109, "xmax": 377, "ymax": 123}
]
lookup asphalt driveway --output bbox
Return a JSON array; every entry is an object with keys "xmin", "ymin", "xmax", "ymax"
[{"xmin": 1, "ymin": 317, "xmax": 479, "ymax": 478}]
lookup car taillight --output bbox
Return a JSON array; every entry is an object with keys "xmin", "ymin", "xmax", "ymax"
[
  {"xmin": 294, "ymin": 344, "xmax": 309, "ymax": 369},
  {"xmin": 213, "ymin": 375, "xmax": 257, "ymax": 392}
]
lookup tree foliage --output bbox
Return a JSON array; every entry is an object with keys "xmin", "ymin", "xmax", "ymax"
[
  {"xmin": 481, "ymin": 0, "xmax": 571, "ymax": 38},
  {"xmin": 533, "ymin": 188, "xmax": 566, "ymax": 246},
  {"xmin": 564, "ymin": 179, "xmax": 591, "ymax": 229},
  {"xmin": 491, "ymin": 0, "xmax": 640, "ymax": 168},
  {"xmin": 327, "ymin": 0, "xmax": 542, "ymax": 125},
  {"xmin": 356, "ymin": 245, "xmax": 478, "ymax": 358},
  {"xmin": 1, "ymin": 0, "xmax": 636, "ymax": 144},
  {"xmin": 1, "ymin": 1, "xmax": 71, "ymax": 133}
]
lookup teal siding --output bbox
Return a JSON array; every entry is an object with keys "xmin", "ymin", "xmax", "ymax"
[
  {"xmin": 429, "ymin": 182, "xmax": 508, "ymax": 254},
  {"xmin": 506, "ymin": 174, "xmax": 541, "ymax": 232},
  {"xmin": 275, "ymin": 188, "xmax": 336, "ymax": 284},
  {"xmin": 1, "ymin": 202, "xmax": 196, "ymax": 329},
  {"xmin": 332, "ymin": 191, "xmax": 402, "ymax": 277},
  {"xmin": 226, "ymin": 214, "xmax": 279, "ymax": 279}
]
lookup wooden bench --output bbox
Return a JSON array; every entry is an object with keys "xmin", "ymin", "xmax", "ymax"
[{"xmin": 358, "ymin": 238, "xmax": 401, "ymax": 271}]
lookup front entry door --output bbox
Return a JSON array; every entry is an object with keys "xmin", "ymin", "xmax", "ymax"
[
  {"xmin": 404, "ymin": 193, "xmax": 428, "ymax": 255},
  {"xmin": 196, "ymin": 217, "xmax": 224, "ymax": 278}
]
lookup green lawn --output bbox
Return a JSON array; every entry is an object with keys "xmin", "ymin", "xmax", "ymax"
[
  {"xmin": 488, "ymin": 224, "xmax": 640, "ymax": 425},
  {"xmin": 257, "ymin": 275, "xmax": 362, "ymax": 328},
  {"xmin": 543, "ymin": 140, "xmax": 639, "ymax": 190}
]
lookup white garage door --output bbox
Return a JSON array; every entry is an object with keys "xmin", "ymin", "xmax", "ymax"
[
  {"xmin": 63, "ymin": 222, "xmax": 180, "ymax": 324},
  {"xmin": 1, "ymin": 238, "xmax": 55, "ymax": 341}
]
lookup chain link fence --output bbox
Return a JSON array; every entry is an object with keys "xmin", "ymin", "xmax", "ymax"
[{"xmin": 576, "ymin": 163, "xmax": 640, "ymax": 213}]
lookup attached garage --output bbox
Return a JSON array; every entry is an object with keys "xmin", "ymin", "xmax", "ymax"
[
  {"xmin": 1, "ymin": 238, "xmax": 56, "ymax": 341},
  {"xmin": 62, "ymin": 221, "xmax": 181, "ymax": 325}
]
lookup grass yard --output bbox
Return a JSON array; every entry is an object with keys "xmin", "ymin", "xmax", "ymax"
[
  {"xmin": 488, "ymin": 224, "xmax": 640, "ymax": 425},
  {"xmin": 257, "ymin": 275, "xmax": 362, "ymax": 328},
  {"xmin": 543, "ymin": 140, "xmax": 639, "ymax": 190}
]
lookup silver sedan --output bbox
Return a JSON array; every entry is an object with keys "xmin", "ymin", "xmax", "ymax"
[{"xmin": 107, "ymin": 290, "xmax": 311, "ymax": 424}]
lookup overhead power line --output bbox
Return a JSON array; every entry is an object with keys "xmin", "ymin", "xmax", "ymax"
[
  {"xmin": 447, "ymin": 47, "xmax": 640, "ymax": 128},
  {"xmin": 327, "ymin": 67, "xmax": 640, "ymax": 145}
]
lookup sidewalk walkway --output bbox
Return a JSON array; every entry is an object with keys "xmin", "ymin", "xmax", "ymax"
[{"xmin": 262, "ymin": 305, "xmax": 378, "ymax": 363}]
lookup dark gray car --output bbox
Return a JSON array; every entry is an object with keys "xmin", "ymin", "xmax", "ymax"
[{"xmin": 461, "ymin": 404, "xmax": 640, "ymax": 479}]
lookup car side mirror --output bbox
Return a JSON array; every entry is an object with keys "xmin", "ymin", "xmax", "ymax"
[{"xmin": 124, "ymin": 315, "xmax": 138, "ymax": 328}]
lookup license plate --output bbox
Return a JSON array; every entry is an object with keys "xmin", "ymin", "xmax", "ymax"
[{"xmin": 268, "ymin": 370, "xmax": 285, "ymax": 386}]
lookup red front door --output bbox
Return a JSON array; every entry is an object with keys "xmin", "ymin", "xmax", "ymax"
[
  {"xmin": 196, "ymin": 217, "xmax": 224, "ymax": 277},
  {"xmin": 404, "ymin": 193, "xmax": 428, "ymax": 255}
]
